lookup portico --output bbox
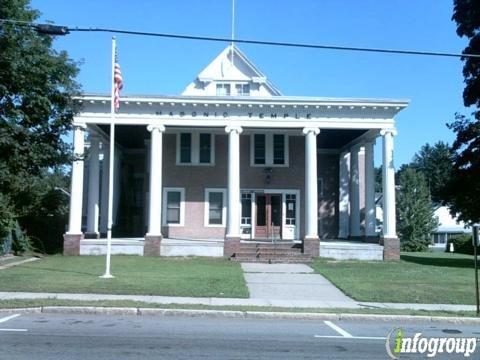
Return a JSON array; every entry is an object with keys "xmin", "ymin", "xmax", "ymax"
[{"xmin": 64, "ymin": 45, "xmax": 408, "ymax": 261}]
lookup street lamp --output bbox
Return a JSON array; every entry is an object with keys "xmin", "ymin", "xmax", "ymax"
[{"xmin": 34, "ymin": 24, "xmax": 69, "ymax": 36}]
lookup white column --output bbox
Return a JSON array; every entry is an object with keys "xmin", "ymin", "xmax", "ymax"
[
  {"xmin": 364, "ymin": 140, "xmax": 376, "ymax": 237},
  {"xmin": 338, "ymin": 151, "xmax": 350, "ymax": 239},
  {"xmin": 86, "ymin": 137, "xmax": 100, "ymax": 235},
  {"xmin": 67, "ymin": 123, "xmax": 86, "ymax": 234},
  {"xmin": 349, "ymin": 145, "xmax": 361, "ymax": 237},
  {"xmin": 146, "ymin": 124, "xmax": 165, "ymax": 236},
  {"xmin": 381, "ymin": 129, "xmax": 397, "ymax": 238},
  {"xmin": 100, "ymin": 142, "xmax": 109, "ymax": 234},
  {"xmin": 225, "ymin": 126, "xmax": 242, "ymax": 238},
  {"xmin": 303, "ymin": 127, "xmax": 320, "ymax": 239}
]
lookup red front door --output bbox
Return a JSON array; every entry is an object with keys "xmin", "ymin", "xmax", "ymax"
[{"xmin": 255, "ymin": 194, "xmax": 282, "ymax": 240}]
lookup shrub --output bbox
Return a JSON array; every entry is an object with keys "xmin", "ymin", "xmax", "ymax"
[
  {"xmin": 447, "ymin": 234, "xmax": 478, "ymax": 255},
  {"xmin": 0, "ymin": 193, "xmax": 15, "ymax": 255},
  {"xmin": 11, "ymin": 221, "xmax": 32, "ymax": 255}
]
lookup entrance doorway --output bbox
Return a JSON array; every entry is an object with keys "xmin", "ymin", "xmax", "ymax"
[{"xmin": 255, "ymin": 194, "xmax": 282, "ymax": 240}]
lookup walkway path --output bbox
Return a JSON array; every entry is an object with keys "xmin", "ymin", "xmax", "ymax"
[{"xmin": 241, "ymin": 263, "xmax": 355, "ymax": 303}]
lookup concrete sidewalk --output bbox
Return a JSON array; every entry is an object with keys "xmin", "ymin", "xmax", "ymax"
[
  {"xmin": 241, "ymin": 263, "xmax": 355, "ymax": 303},
  {"xmin": 0, "ymin": 292, "xmax": 476, "ymax": 312}
]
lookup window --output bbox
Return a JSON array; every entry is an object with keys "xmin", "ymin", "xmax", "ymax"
[
  {"xmin": 176, "ymin": 133, "xmax": 214, "ymax": 165},
  {"xmin": 180, "ymin": 133, "xmax": 191, "ymax": 163},
  {"xmin": 216, "ymin": 83, "xmax": 231, "ymax": 96},
  {"xmin": 199, "ymin": 134, "xmax": 211, "ymax": 163},
  {"xmin": 285, "ymin": 194, "xmax": 296, "ymax": 225},
  {"xmin": 273, "ymin": 134, "xmax": 285, "ymax": 164},
  {"xmin": 162, "ymin": 188, "xmax": 185, "ymax": 226},
  {"xmin": 205, "ymin": 189, "xmax": 226, "ymax": 226},
  {"xmin": 241, "ymin": 193, "xmax": 252, "ymax": 225},
  {"xmin": 254, "ymin": 134, "xmax": 266, "ymax": 165},
  {"xmin": 251, "ymin": 134, "xmax": 289, "ymax": 167},
  {"xmin": 236, "ymin": 83, "xmax": 250, "ymax": 96}
]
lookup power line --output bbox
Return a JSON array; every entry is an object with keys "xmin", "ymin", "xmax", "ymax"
[{"xmin": 1, "ymin": 18, "xmax": 480, "ymax": 59}]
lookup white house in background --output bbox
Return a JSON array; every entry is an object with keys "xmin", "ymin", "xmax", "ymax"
[
  {"xmin": 430, "ymin": 206, "xmax": 470, "ymax": 252},
  {"xmin": 63, "ymin": 45, "xmax": 409, "ymax": 261}
]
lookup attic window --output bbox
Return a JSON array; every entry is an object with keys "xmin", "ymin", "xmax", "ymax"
[
  {"xmin": 236, "ymin": 84, "xmax": 250, "ymax": 96},
  {"xmin": 216, "ymin": 83, "xmax": 231, "ymax": 96}
]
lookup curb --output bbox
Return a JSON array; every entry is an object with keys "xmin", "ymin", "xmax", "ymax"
[{"xmin": 0, "ymin": 306, "xmax": 479, "ymax": 324}]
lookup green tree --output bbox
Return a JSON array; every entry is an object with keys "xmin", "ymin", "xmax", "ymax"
[
  {"xmin": 410, "ymin": 142, "xmax": 454, "ymax": 204},
  {"xmin": 396, "ymin": 168, "xmax": 438, "ymax": 252},
  {"xmin": 0, "ymin": 0, "xmax": 80, "ymax": 250},
  {"xmin": 444, "ymin": 0, "xmax": 480, "ymax": 223}
]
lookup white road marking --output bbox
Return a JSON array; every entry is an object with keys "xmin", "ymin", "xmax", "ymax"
[
  {"xmin": 314, "ymin": 335, "xmax": 386, "ymax": 340},
  {"xmin": 0, "ymin": 314, "xmax": 27, "ymax": 332},
  {"xmin": 0, "ymin": 314, "xmax": 21, "ymax": 324},
  {"xmin": 324, "ymin": 320, "xmax": 353, "ymax": 338}
]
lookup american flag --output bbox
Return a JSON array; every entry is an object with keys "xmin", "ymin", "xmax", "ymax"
[{"xmin": 113, "ymin": 52, "xmax": 123, "ymax": 111}]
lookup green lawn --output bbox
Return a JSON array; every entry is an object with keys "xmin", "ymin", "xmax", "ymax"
[
  {"xmin": 0, "ymin": 256, "xmax": 249, "ymax": 298},
  {"xmin": 311, "ymin": 252, "xmax": 479, "ymax": 305}
]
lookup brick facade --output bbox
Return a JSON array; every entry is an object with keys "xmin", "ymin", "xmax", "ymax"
[
  {"xmin": 144, "ymin": 235, "xmax": 163, "ymax": 256},
  {"xmin": 382, "ymin": 237, "xmax": 400, "ymax": 261},
  {"xmin": 63, "ymin": 234, "xmax": 83, "ymax": 256},
  {"xmin": 303, "ymin": 236, "xmax": 320, "ymax": 257},
  {"xmin": 224, "ymin": 237, "xmax": 241, "ymax": 257}
]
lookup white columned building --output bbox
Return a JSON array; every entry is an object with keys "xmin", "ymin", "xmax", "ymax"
[
  {"xmin": 338, "ymin": 151, "xmax": 350, "ymax": 239},
  {"xmin": 144, "ymin": 124, "xmax": 165, "ymax": 256},
  {"xmin": 364, "ymin": 140, "xmax": 376, "ymax": 239},
  {"xmin": 86, "ymin": 137, "xmax": 100, "ymax": 237},
  {"xmin": 65, "ymin": 44, "xmax": 408, "ymax": 261},
  {"xmin": 349, "ymin": 145, "xmax": 361, "ymax": 238},
  {"xmin": 381, "ymin": 129, "xmax": 399, "ymax": 260}
]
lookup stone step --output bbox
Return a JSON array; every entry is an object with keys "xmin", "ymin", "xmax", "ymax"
[
  {"xmin": 235, "ymin": 250, "xmax": 303, "ymax": 256},
  {"xmin": 238, "ymin": 245, "xmax": 302, "ymax": 250},
  {"xmin": 232, "ymin": 256, "xmax": 313, "ymax": 263}
]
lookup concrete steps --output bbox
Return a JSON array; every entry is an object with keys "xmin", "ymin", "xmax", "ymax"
[{"xmin": 232, "ymin": 242, "xmax": 312, "ymax": 263}]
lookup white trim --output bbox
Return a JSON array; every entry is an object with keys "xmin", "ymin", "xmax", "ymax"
[
  {"xmin": 175, "ymin": 132, "xmax": 215, "ymax": 166},
  {"xmin": 162, "ymin": 187, "xmax": 185, "ymax": 227},
  {"xmin": 250, "ymin": 134, "xmax": 289, "ymax": 167},
  {"xmin": 204, "ymin": 188, "xmax": 227, "ymax": 227}
]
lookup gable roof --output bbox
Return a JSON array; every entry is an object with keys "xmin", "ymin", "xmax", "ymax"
[{"xmin": 182, "ymin": 44, "xmax": 281, "ymax": 96}]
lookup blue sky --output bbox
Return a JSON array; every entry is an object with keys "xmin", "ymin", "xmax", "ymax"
[{"xmin": 32, "ymin": 0, "xmax": 469, "ymax": 166}]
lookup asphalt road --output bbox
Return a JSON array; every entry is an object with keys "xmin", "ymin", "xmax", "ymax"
[{"xmin": 0, "ymin": 313, "xmax": 479, "ymax": 359}]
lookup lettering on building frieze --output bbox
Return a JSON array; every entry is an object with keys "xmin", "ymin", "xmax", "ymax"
[{"xmin": 153, "ymin": 110, "xmax": 313, "ymax": 119}]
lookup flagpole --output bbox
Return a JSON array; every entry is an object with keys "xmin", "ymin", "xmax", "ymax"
[
  {"xmin": 231, "ymin": 0, "xmax": 235, "ymax": 65},
  {"xmin": 100, "ymin": 36, "xmax": 116, "ymax": 279}
]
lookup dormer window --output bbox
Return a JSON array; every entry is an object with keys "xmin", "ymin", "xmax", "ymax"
[
  {"xmin": 216, "ymin": 83, "xmax": 231, "ymax": 96},
  {"xmin": 236, "ymin": 83, "xmax": 250, "ymax": 96}
]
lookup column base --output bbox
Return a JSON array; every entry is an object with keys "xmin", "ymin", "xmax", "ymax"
[
  {"xmin": 363, "ymin": 235, "xmax": 380, "ymax": 244},
  {"xmin": 63, "ymin": 233, "xmax": 83, "ymax": 256},
  {"xmin": 303, "ymin": 236, "xmax": 320, "ymax": 257},
  {"xmin": 144, "ymin": 234, "xmax": 163, "ymax": 256},
  {"xmin": 224, "ymin": 236, "xmax": 241, "ymax": 258},
  {"xmin": 84, "ymin": 232, "xmax": 100, "ymax": 239},
  {"xmin": 381, "ymin": 236, "xmax": 400, "ymax": 261}
]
